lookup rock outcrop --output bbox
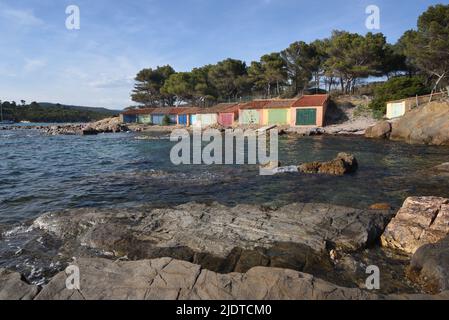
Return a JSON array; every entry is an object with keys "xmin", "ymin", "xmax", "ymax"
[
  {"xmin": 0, "ymin": 268, "xmax": 39, "ymax": 300},
  {"xmin": 298, "ymin": 153, "xmax": 358, "ymax": 176},
  {"xmin": 35, "ymin": 257, "xmax": 379, "ymax": 300},
  {"xmin": 390, "ymin": 101, "xmax": 449, "ymax": 145},
  {"xmin": 33, "ymin": 202, "xmax": 393, "ymax": 282},
  {"xmin": 41, "ymin": 117, "xmax": 129, "ymax": 135},
  {"xmin": 381, "ymin": 197, "xmax": 449, "ymax": 254},
  {"xmin": 83, "ymin": 117, "xmax": 128, "ymax": 135},
  {"xmin": 365, "ymin": 121, "xmax": 392, "ymax": 139}
]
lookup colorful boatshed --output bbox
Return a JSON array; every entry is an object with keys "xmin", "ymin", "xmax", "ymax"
[
  {"xmin": 176, "ymin": 107, "xmax": 201, "ymax": 126},
  {"xmin": 193, "ymin": 104, "xmax": 237, "ymax": 128},
  {"xmin": 261, "ymin": 99, "xmax": 297, "ymax": 126},
  {"xmin": 151, "ymin": 108, "xmax": 179, "ymax": 125},
  {"xmin": 239, "ymin": 100, "xmax": 271, "ymax": 125},
  {"xmin": 120, "ymin": 108, "xmax": 156, "ymax": 124},
  {"xmin": 218, "ymin": 103, "xmax": 241, "ymax": 127},
  {"xmin": 291, "ymin": 94, "xmax": 329, "ymax": 127}
]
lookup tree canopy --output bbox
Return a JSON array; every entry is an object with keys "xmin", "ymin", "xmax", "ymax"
[{"xmin": 130, "ymin": 4, "xmax": 449, "ymax": 108}]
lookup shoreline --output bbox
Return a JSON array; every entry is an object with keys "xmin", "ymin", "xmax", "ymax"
[{"xmin": 1, "ymin": 197, "xmax": 449, "ymax": 300}]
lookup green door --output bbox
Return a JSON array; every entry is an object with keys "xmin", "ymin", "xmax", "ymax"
[
  {"xmin": 296, "ymin": 108, "xmax": 317, "ymax": 126},
  {"xmin": 268, "ymin": 109, "xmax": 288, "ymax": 125}
]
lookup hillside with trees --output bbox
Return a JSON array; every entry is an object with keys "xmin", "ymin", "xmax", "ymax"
[
  {"xmin": 0, "ymin": 101, "xmax": 119, "ymax": 123},
  {"xmin": 130, "ymin": 4, "xmax": 449, "ymax": 114}
]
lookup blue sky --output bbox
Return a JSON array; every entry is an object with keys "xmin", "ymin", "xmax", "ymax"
[{"xmin": 0, "ymin": 0, "xmax": 446, "ymax": 109}]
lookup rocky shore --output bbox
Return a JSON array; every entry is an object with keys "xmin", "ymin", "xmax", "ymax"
[
  {"xmin": 0, "ymin": 117, "xmax": 129, "ymax": 135},
  {"xmin": 1, "ymin": 196, "xmax": 449, "ymax": 300},
  {"xmin": 365, "ymin": 101, "xmax": 449, "ymax": 146}
]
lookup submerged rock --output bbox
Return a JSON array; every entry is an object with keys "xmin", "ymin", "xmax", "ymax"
[
  {"xmin": 298, "ymin": 153, "xmax": 358, "ymax": 176},
  {"xmin": 381, "ymin": 197, "xmax": 449, "ymax": 254},
  {"xmin": 35, "ymin": 257, "xmax": 379, "ymax": 300},
  {"xmin": 0, "ymin": 268, "xmax": 39, "ymax": 300},
  {"xmin": 369, "ymin": 203, "xmax": 393, "ymax": 210},
  {"xmin": 32, "ymin": 202, "xmax": 393, "ymax": 284}
]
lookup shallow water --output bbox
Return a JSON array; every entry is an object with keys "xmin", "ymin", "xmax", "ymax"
[
  {"xmin": 1, "ymin": 129, "xmax": 449, "ymax": 224},
  {"xmin": 1, "ymin": 128, "xmax": 449, "ymax": 286}
]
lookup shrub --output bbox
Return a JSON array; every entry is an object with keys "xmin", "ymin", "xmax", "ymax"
[
  {"xmin": 161, "ymin": 115, "xmax": 171, "ymax": 126},
  {"xmin": 368, "ymin": 76, "xmax": 430, "ymax": 114}
]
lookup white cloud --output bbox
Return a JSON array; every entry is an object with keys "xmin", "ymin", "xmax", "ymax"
[
  {"xmin": 0, "ymin": 8, "xmax": 44, "ymax": 27},
  {"xmin": 24, "ymin": 58, "xmax": 47, "ymax": 72}
]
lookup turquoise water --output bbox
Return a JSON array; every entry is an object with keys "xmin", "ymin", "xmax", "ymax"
[{"xmin": 1, "ymin": 128, "xmax": 449, "ymax": 225}]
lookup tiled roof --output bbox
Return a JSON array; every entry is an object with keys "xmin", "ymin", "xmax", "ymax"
[
  {"xmin": 151, "ymin": 107, "xmax": 200, "ymax": 115},
  {"xmin": 121, "ymin": 108, "xmax": 157, "ymax": 115},
  {"xmin": 221, "ymin": 103, "xmax": 243, "ymax": 113},
  {"xmin": 195, "ymin": 103, "xmax": 239, "ymax": 114},
  {"xmin": 262, "ymin": 99, "xmax": 298, "ymax": 109},
  {"xmin": 239, "ymin": 100, "xmax": 272, "ymax": 110},
  {"xmin": 293, "ymin": 95, "xmax": 329, "ymax": 107}
]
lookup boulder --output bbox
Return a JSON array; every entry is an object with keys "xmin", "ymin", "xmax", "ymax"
[
  {"xmin": 298, "ymin": 153, "xmax": 358, "ymax": 176},
  {"xmin": 32, "ymin": 202, "xmax": 393, "ymax": 282},
  {"xmin": 407, "ymin": 235, "xmax": 449, "ymax": 294},
  {"xmin": 35, "ymin": 257, "xmax": 379, "ymax": 300},
  {"xmin": 84, "ymin": 117, "xmax": 128, "ymax": 134},
  {"xmin": 365, "ymin": 121, "xmax": 392, "ymax": 139},
  {"xmin": 381, "ymin": 197, "xmax": 449, "ymax": 254},
  {"xmin": 389, "ymin": 101, "xmax": 449, "ymax": 146},
  {"xmin": 0, "ymin": 268, "xmax": 39, "ymax": 300}
]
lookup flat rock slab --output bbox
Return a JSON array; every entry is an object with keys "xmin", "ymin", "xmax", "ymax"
[
  {"xmin": 35, "ymin": 257, "xmax": 379, "ymax": 300},
  {"xmin": 33, "ymin": 202, "xmax": 393, "ymax": 260},
  {"xmin": 0, "ymin": 268, "xmax": 39, "ymax": 300},
  {"xmin": 381, "ymin": 197, "xmax": 449, "ymax": 254}
]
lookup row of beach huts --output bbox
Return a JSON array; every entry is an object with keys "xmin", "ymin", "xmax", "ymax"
[{"xmin": 120, "ymin": 94, "xmax": 330, "ymax": 128}]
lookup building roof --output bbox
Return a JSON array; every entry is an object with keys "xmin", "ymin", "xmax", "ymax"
[
  {"xmin": 121, "ymin": 108, "xmax": 157, "ymax": 115},
  {"xmin": 178, "ymin": 107, "xmax": 202, "ymax": 114},
  {"xmin": 196, "ymin": 103, "xmax": 241, "ymax": 114},
  {"xmin": 262, "ymin": 99, "xmax": 298, "ymax": 109},
  {"xmin": 292, "ymin": 94, "xmax": 329, "ymax": 108},
  {"xmin": 151, "ymin": 107, "xmax": 203, "ymax": 115},
  {"xmin": 239, "ymin": 100, "xmax": 272, "ymax": 110},
  {"xmin": 240, "ymin": 99, "xmax": 300, "ymax": 110},
  {"xmin": 221, "ymin": 103, "xmax": 243, "ymax": 114}
]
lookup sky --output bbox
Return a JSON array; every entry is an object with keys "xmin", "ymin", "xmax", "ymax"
[{"xmin": 0, "ymin": 0, "xmax": 446, "ymax": 110}]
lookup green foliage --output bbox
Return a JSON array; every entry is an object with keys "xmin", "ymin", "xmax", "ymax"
[
  {"xmin": 161, "ymin": 115, "xmax": 171, "ymax": 126},
  {"xmin": 207, "ymin": 58, "xmax": 249, "ymax": 101},
  {"xmin": 368, "ymin": 76, "xmax": 430, "ymax": 113},
  {"xmin": 131, "ymin": 65, "xmax": 176, "ymax": 106},
  {"xmin": 280, "ymin": 41, "xmax": 321, "ymax": 95},
  {"xmin": 399, "ymin": 4, "xmax": 449, "ymax": 89},
  {"xmin": 0, "ymin": 101, "xmax": 117, "ymax": 123},
  {"xmin": 130, "ymin": 4, "xmax": 449, "ymax": 106}
]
